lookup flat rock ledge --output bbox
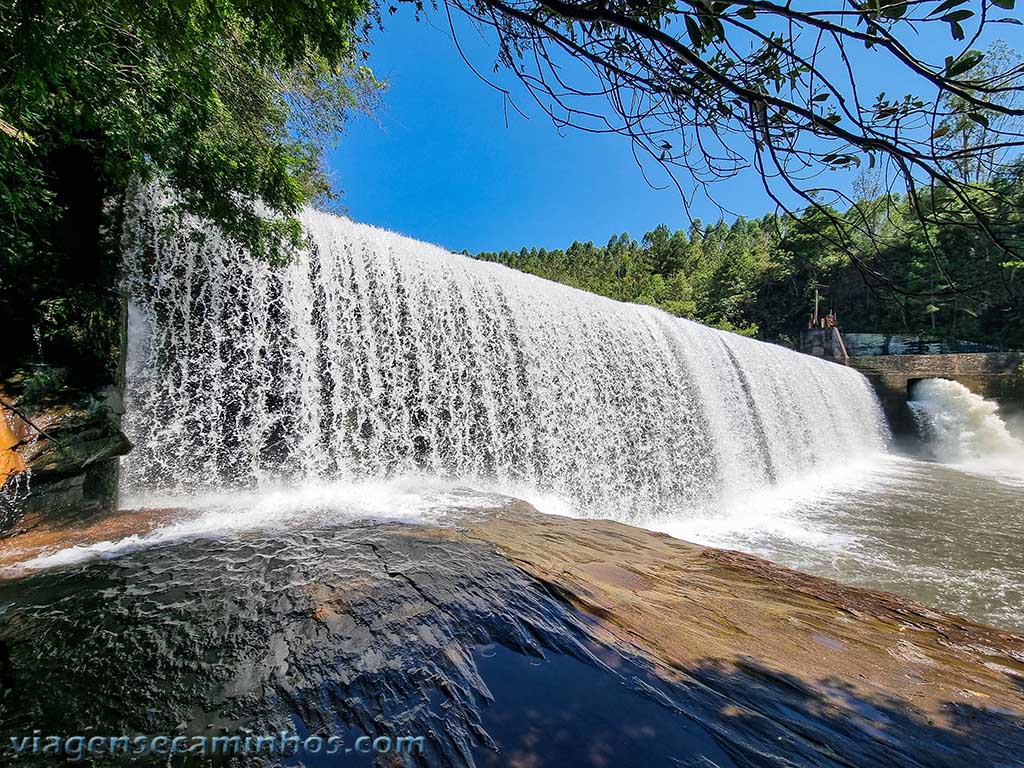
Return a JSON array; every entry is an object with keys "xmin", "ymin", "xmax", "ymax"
[{"xmin": 0, "ymin": 502, "xmax": 1022, "ymax": 767}]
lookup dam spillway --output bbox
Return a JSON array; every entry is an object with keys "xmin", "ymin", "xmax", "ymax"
[{"xmin": 120, "ymin": 195, "xmax": 888, "ymax": 520}]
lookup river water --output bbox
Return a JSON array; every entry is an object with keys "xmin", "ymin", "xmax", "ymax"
[
  {"xmin": 14, "ymin": 197, "xmax": 1021, "ymax": 633},
  {"xmin": 642, "ymin": 378, "xmax": 1024, "ymax": 630},
  {"xmin": 20, "ymin": 381, "xmax": 1023, "ymax": 632},
  {"xmin": 645, "ymin": 378, "xmax": 1024, "ymax": 629},
  {"xmin": 648, "ymin": 454, "xmax": 1024, "ymax": 631}
]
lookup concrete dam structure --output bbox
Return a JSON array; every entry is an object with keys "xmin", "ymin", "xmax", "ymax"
[
  {"xmin": 848, "ymin": 350, "xmax": 1024, "ymax": 399},
  {"xmin": 800, "ymin": 328, "xmax": 1024, "ymax": 435},
  {"xmin": 120, "ymin": 192, "xmax": 887, "ymax": 522}
]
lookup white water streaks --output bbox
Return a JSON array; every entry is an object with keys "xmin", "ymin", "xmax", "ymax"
[
  {"xmin": 12, "ymin": 477, "xmax": 517, "ymax": 572},
  {"xmin": 120, "ymin": 193, "xmax": 889, "ymax": 521},
  {"xmin": 910, "ymin": 378, "xmax": 1024, "ymax": 485}
]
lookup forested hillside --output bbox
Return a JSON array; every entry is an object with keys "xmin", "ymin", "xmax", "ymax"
[{"xmin": 475, "ymin": 164, "xmax": 1024, "ymax": 350}]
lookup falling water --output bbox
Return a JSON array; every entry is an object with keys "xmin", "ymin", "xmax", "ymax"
[
  {"xmin": 120, "ymin": 193, "xmax": 888, "ymax": 521},
  {"xmin": 910, "ymin": 378, "xmax": 1024, "ymax": 481}
]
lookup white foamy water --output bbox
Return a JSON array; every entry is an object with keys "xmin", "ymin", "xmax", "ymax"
[
  {"xmin": 644, "ymin": 456, "xmax": 884, "ymax": 553},
  {"xmin": 910, "ymin": 378, "xmax": 1024, "ymax": 486},
  {"xmin": 119, "ymin": 191, "xmax": 888, "ymax": 521},
  {"xmin": 644, "ymin": 452, "xmax": 1024, "ymax": 630},
  {"xmin": 13, "ymin": 476, "xmax": 517, "ymax": 571},
  {"xmin": 19, "ymin": 204, "xmax": 1024, "ymax": 631}
]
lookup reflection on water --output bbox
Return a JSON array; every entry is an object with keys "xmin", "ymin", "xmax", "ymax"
[
  {"xmin": 6, "ymin": 519, "xmax": 1023, "ymax": 767},
  {"xmin": 651, "ymin": 455, "xmax": 1024, "ymax": 631},
  {"xmin": 473, "ymin": 645, "xmax": 734, "ymax": 767}
]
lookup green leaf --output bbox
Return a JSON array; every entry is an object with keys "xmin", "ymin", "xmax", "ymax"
[
  {"xmin": 685, "ymin": 14, "xmax": 703, "ymax": 48},
  {"xmin": 813, "ymin": 92, "xmax": 830, "ymax": 102},
  {"xmin": 0, "ymin": 115, "xmax": 34, "ymax": 145},
  {"xmin": 932, "ymin": 124, "xmax": 950, "ymax": 139},
  {"xmin": 945, "ymin": 51, "xmax": 984, "ymax": 77},
  {"xmin": 821, "ymin": 152, "xmax": 861, "ymax": 167},
  {"xmin": 924, "ymin": 304, "xmax": 941, "ymax": 314},
  {"xmin": 737, "ymin": 5, "xmax": 756, "ymax": 18},
  {"xmin": 968, "ymin": 112, "xmax": 990, "ymax": 128},
  {"xmin": 882, "ymin": 2, "xmax": 908, "ymax": 18},
  {"xmin": 942, "ymin": 9, "xmax": 975, "ymax": 21},
  {"xmin": 991, "ymin": 0, "xmax": 1014, "ymax": 9},
  {"xmin": 928, "ymin": 0, "xmax": 968, "ymax": 16},
  {"xmin": 947, "ymin": 18, "xmax": 966, "ymax": 39}
]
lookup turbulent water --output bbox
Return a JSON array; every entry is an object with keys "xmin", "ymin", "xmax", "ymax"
[
  {"xmin": 120, "ymin": 195, "xmax": 887, "ymax": 520},
  {"xmin": 11, "ymin": 197, "xmax": 1024, "ymax": 631},
  {"xmin": 909, "ymin": 378, "xmax": 1024, "ymax": 482},
  {"xmin": 643, "ymin": 380, "xmax": 1024, "ymax": 629}
]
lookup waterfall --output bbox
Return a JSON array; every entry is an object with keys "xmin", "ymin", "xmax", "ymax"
[
  {"xmin": 910, "ymin": 378, "xmax": 1024, "ymax": 478},
  {"xmin": 120, "ymin": 194, "xmax": 888, "ymax": 520}
]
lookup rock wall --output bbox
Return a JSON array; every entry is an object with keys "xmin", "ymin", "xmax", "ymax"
[
  {"xmin": 3, "ymin": 504, "xmax": 1024, "ymax": 767},
  {"xmin": 1, "ymin": 370, "xmax": 131, "ymax": 537},
  {"xmin": 847, "ymin": 351, "xmax": 1024, "ymax": 397}
]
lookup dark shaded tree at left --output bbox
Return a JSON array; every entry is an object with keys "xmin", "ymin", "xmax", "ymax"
[{"xmin": 1, "ymin": 0, "xmax": 381, "ymax": 379}]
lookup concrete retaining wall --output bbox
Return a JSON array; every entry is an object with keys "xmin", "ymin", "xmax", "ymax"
[
  {"xmin": 843, "ymin": 334, "xmax": 1000, "ymax": 357},
  {"xmin": 847, "ymin": 352, "xmax": 1024, "ymax": 440},
  {"xmin": 847, "ymin": 352, "xmax": 1024, "ymax": 398},
  {"xmin": 800, "ymin": 328, "xmax": 848, "ymax": 362}
]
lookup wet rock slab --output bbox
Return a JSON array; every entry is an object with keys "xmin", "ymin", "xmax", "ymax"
[{"xmin": 0, "ymin": 504, "xmax": 1023, "ymax": 766}]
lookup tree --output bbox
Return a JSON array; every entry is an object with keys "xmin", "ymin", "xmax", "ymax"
[
  {"xmin": 643, "ymin": 224, "xmax": 690, "ymax": 275},
  {"xmin": 474, "ymin": 159, "xmax": 1024, "ymax": 349},
  {"xmin": 935, "ymin": 41, "xmax": 1022, "ymax": 185},
  {"xmin": 421, "ymin": 0, "xmax": 1023, "ymax": 300},
  {"xmin": 1, "ymin": 0, "xmax": 381, "ymax": 377}
]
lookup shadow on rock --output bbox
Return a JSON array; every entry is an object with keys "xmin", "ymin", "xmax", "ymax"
[{"xmin": 0, "ymin": 523, "xmax": 1021, "ymax": 766}]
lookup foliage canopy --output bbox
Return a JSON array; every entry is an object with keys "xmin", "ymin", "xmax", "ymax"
[
  {"xmin": 433, "ymin": 0, "xmax": 1023, "ymax": 300},
  {"xmin": 1, "ymin": 0, "xmax": 380, "ymax": 375},
  {"xmin": 476, "ymin": 159, "xmax": 1024, "ymax": 348},
  {"xmin": 3, "ymin": 0, "xmax": 1023, "ymax": 378}
]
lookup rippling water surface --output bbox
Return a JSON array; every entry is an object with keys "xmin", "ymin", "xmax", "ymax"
[
  {"xmin": 14, "ymin": 198, "xmax": 1018, "ymax": 632},
  {"xmin": 9, "ymin": 450, "xmax": 1022, "ymax": 632},
  {"xmin": 648, "ymin": 455, "xmax": 1024, "ymax": 630}
]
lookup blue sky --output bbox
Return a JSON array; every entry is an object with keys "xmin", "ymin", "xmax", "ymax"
[
  {"xmin": 329, "ymin": 9, "xmax": 1011, "ymax": 254},
  {"xmin": 330, "ymin": 10, "xmax": 777, "ymax": 253}
]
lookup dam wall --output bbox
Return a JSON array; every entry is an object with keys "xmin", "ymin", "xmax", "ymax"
[
  {"xmin": 847, "ymin": 351, "xmax": 1024, "ymax": 435},
  {"xmin": 843, "ymin": 333, "xmax": 1001, "ymax": 356},
  {"xmin": 847, "ymin": 352, "xmax": 1024, "ymax": 398},
  {"xmin": 119, "ymin": 193, "xmax": 888, "ymax": 520}
]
